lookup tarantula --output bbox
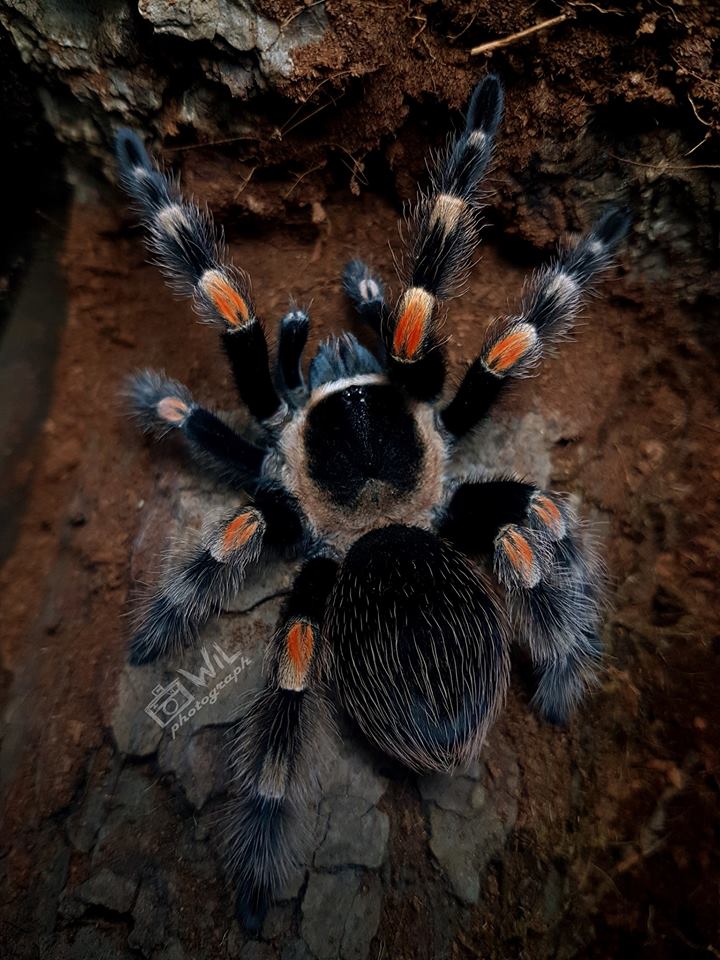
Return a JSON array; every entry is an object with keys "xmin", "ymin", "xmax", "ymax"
[{"xmin": 116, "ymin": 75, "xmax": 629, "ymax": 930}]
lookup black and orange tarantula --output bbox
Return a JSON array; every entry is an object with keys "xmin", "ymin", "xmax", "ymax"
[{"xmin": 116, "ymin": 76, "xmax": 629, "ymax": 929}]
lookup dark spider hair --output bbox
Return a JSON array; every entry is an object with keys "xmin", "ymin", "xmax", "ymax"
[{"xmin": 115, "ymin": 75, "xmax": 630, "ymax": 932}]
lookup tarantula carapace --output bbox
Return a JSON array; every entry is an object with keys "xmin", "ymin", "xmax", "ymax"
[{"xmin": 116, "ymin": 75, "xmax": 629, "ymax": 930}]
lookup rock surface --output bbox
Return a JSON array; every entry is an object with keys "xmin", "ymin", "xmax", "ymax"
[
  {"xmin": 421, "ymin": 738, "xmax": 520, "ymax": 904},
  {"xmin": 78, "ymin": 867, "xmax": 139, "ymax": 914},
  {"xmin": 301, "ymin": 871, "xmax": 383, "ymax": 960}
]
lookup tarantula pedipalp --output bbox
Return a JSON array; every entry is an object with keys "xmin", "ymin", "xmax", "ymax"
[{"xmin": 115, "ymin": 75, "xmax": 630, "ymax": 931}]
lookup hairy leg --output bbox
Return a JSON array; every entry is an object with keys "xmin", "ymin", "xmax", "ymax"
[
  {"xmin": 439, "ymin": 479, "xmax": 601, "ymax": 724},
  {"xmin": 125, "ymin": 368, "xmax": 267, "ymax": 487},
  {"xmin": 384, "ymin": 75, "xmax": 504, "ymax": 401},
  {"xmin": 276, "ymin": 307, "xmax": 310, "ymax": 406},
  {"xmin": 130, "ymin": 484, "xmax": 305, "ymax": 664},
  {"xmin": 115, "ymin": 129, "xmax": 285, "ymax": 424},
  {"xmin": 221, "ymin": 555, "xmax": 339, "ymax": 931},
  {"xmin": 342, "ymin": 259, "xmax": 390, "ymax": 342},
  {"xmin": 441, "ymin": 206, "xmax": 631, "ymax": 438}
]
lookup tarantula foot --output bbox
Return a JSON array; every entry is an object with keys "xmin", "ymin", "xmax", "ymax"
[
  {"xmin": 129, "ymin": 596, "xmax": 193, "ymax": 665},
  {"xmin": 235, "ymin": 887, "xmax": 269, "ymax": 936},
  {"xmin": 592, "ymin": 205, "xmax": 633, "ymax": 248},
  {"xmin": 342, "ymin": 259, "xmax": 384, "ymax": 306},
  {"xmin": 466, "ymin": 73, "xmax": 504, "ymax": 137},
  {"xmin": 531, "ymin": 629, "xmax": 602, "ymax": 727}
]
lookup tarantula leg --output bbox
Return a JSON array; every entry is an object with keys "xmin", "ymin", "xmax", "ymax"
[
  {"xmin": 386, "ymin": 74, "xmax": 504, "ymax": 401},
  {"xmin": 441, "ymin": 206, "xmax": 631, "ymax": 438},
  {"xmin": 342, "ymin": 259, "xmax": 390, "ymax": 339},
  {"xmin": 276, "ymin": 307, "xmax": 310, "ymax": 406},
  {"xmin": 439, "ymin": 479, "xmax": 602, "ymax": 724},
  {"xmin": 115, "ymin": 129, "xmax": 286, "ymax": 425},
  {"xmin": 124, "ymin": 369, "xmax": 267, "ymax": 487},
  {"xmin": 129, "ymin": 485, "xmax": 305, "ymax": 665},
  {"xmin": 221, "ymin": 555, "xmax": 339, "ymax": 933},
  {"xmin": 223, "ymin": 322, "xmax": 287, "ymax": 426}
]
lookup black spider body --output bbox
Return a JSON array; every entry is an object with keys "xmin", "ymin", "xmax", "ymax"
[
  {"xmin": 115, "ymin": 75, "xmax": 629, "ymax": 931},
  {"xmin": 329, "ymin": 524, "xmax": 508, "ymax": 771}
]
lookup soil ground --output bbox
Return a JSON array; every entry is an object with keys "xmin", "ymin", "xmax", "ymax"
[{"xmin": 1, "ymin": 181, "xmax": 719, "ymax": 958}]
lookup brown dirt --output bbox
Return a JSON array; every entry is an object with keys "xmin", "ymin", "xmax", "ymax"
[
  {"xmin": 1, "ymin": 1, "xmax": 720, "ymax": 955},
  {"xmin": 5, "ymin": 0, "xmax": 716, "ymax": 298},
  {"xmin": 168, "ymin": 0, "xmax": 719, "ymax": 303},
  {"xmin": 1, "ymin": 176, "xmax": 718, "ymax": 957}
]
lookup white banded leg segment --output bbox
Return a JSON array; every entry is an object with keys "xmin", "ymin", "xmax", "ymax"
[
  {"xmin": 342, "ymin": 260, "xmax": 390, "ymax": 342},
  {"xmin": 478, "ymin": 207, "xmax": 632, "ymax": 383},
  {"xmin": 116, "ymin": 128, "xmax": 285, "ymax": 422},
  {"xmin": 129, "ymin": 508, "xmax": 265, "ymax": 665},
  {"xmin": 222, "ymin": 662, "xmax": 333, "ymax": 931},
  {"xmin": 342, "ymin": 259, "xmax": 385, "ymax": 308},
  {"xmin": 220, "ymin": 554, "xmax": 338, "ymax": 931},
  {"xmin": 428, "ymin": 193, "xmax": 468, "ymax": 238},
  {"xmin": 124, "ymin": 368, "xmax": 194, "ymax": 437},
  {"xmin": 388, "ymin": 76, "xmax": 504, "ymax": 366},
  {"xmin": 405, "ymin": 76, "xmax": 503, "ymax": 297},
  {"xmin": 441, "ymin": 206, "xmax": 631, "ymax": 438},
  {"xmin": 440, "ymin": 478, "xmax": 602, "ymax": 725},
  {"xmin": 115, "ymin": 128, "xmax": 256, "ymax": 331}
]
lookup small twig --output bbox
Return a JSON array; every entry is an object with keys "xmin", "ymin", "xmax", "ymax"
[
  {"xmin": 421, "ymin": 34, "xmax": 437, "ymax": 63},
  {"xmin": 281, "ymin": 97, "xmax": 334, "ymax": 137},
  {"xmin": 683, "ymin": 133, "xmax": 711, "ymax": 158},
  {"xmin": 165, "ymin": 136, "xmax": 256, "ymax": 153},
  {"xmin": 33, "ymin": 208, "xmax": 66, "ymax": 230},
  {"xmin": 568, "ymin": 1, "xmax": 624, "ymax": 14},
  {"xmin": 222, "ymin": 588, "xmax": 291, "ymax": 616},
  {"xmin": 409, "ymin": 13, "xmax": 428, "ymax": 45},
  {"xmin": 448, "ymin": 11, "xmax": 478, "ymax": 41},
  {"xmin": 278, "ymin": 67, "xmax": 362, "ymax": 138},
  {"xmin": 608, "ymin": 152, "xmax": 720, "ymax": 173},
  {"xmin": 688, "ymin": 94, "xmax": 712, "ymax": 128},
  {"xmin": 653, "ymin": 0, "xmax": 681, "ymax": 25},
  {"xmin": 613, "ymin": 441, "xmax": 631, "ymax": 487},
  {"xmin": 283, "ymin": 161, "xmax": 326, "ymax": 199},
  {"xmin": 328, "ymin": 142, "xmax": 369, "ymax": 186},
  {"xmin": 671, "ymin": 56, "xmax": 720, "ymax": 90},
  {"xmin": 280, "ymin": 0, "xmax": 325, "ymax": 30},
  {"xmin": 470, "ymin": 12, "xmax": 570, "ymax": 56},
  {"xmin": 233, "ymin": 164, "xmax": 257, "ymax": 201}
]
